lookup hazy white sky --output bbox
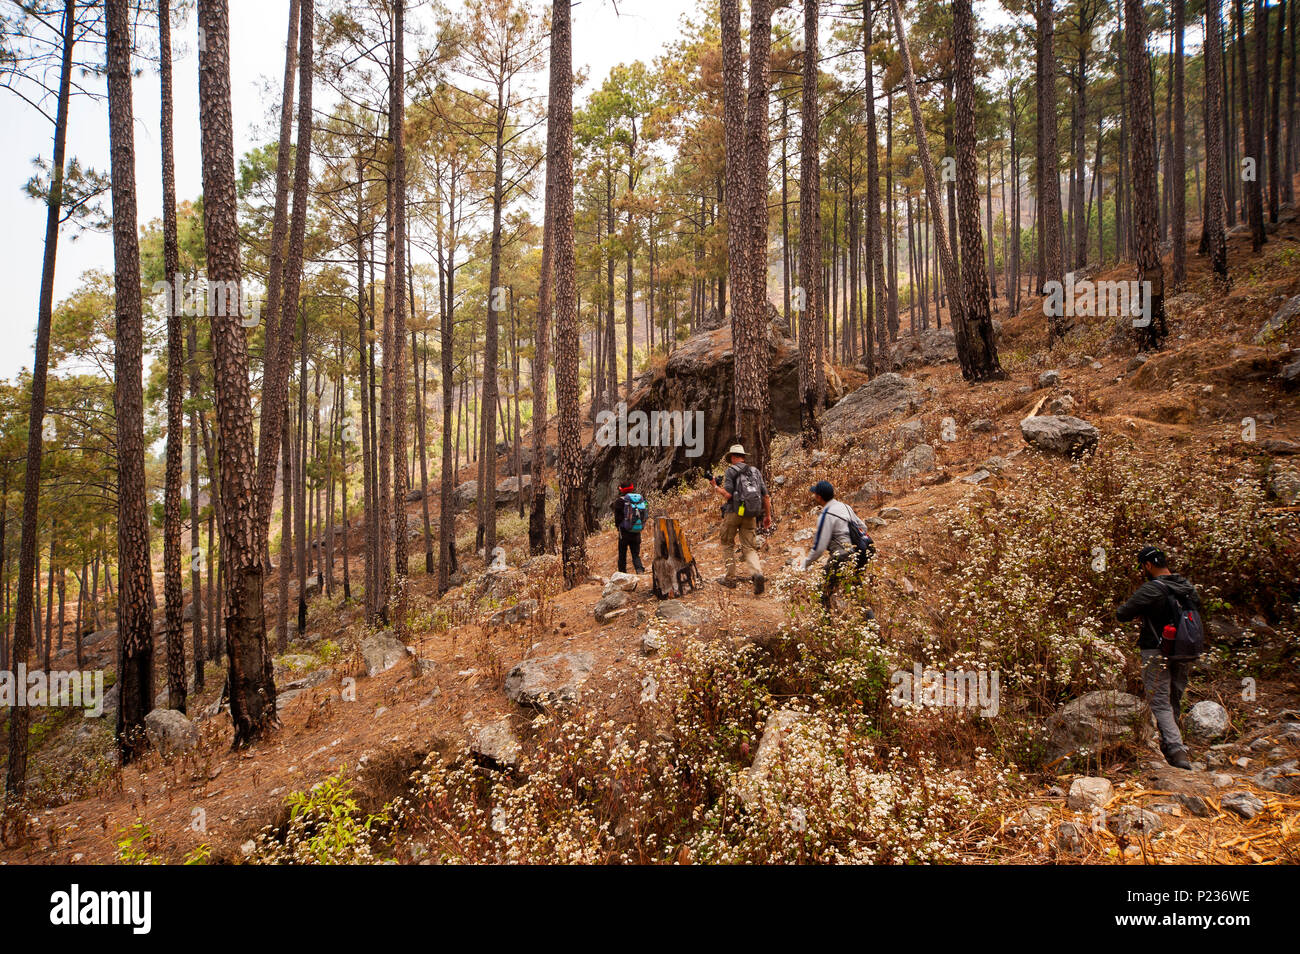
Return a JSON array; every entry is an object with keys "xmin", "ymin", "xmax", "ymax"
[{"xmin": 0, "ymin": 0, "xmax": 700, "ymax": 380}]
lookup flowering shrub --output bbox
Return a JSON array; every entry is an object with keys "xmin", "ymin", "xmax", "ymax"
[{"xmin": 932, "ymin": 444, "xmax": 1297, "ymax": 709}]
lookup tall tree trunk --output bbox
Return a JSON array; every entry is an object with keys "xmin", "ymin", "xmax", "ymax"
[
  {"xmin": 108, "ymin": 0, "xmax": 155, "ymax": 760},
  {"xmin": 4, "ymin": 0, "xmax": 76, "ymax": 806},
  {"xmin": 197, "ymin": 0, "xmax": 277, "ymax": 745},
  {"xmin": 1124, "ymin": 0, "xmax": 1169, "ymax": 350},
  {"xmin": 737, "ymin": 0, "xmax": 773, "ymax": 468},
  {"xmin": 390, "ymin": 0, "xmax": 410, "ymax": 635},
  {"xmin": 1172, "ymin": 0, "xmax": 1188, "ymax": 286},
  {"xmin": 798, "ymin": 0, "xmax": 822, "ymax": 447},
  {"xmin": 529, "ymin": 73, "xmax": 557, "ymax": 556},
  {"xmin": 253, "ymin": 0, "xmax": 301, "ymax": 547},
  {"xmin": 552, "ymin": 0, "xmax": 587, "ymax": 587},
  {"xmin": 1036, "ymin": 0, "xmax": 1066, "ymax": 331},
  {"xmin": 953, "ymin": 0, "xmax": 1005, "ymax": 381},
  {"xmin": 159, "ymin": 0, "xmax": 187, "ymax": 712},
  {"xmin": 1204, "ymin": 0, "xmax": 1230, "ymax": 284},
  {"xmin": 888, "ymin": 0, "xmax": 966, "ymax": 357}
]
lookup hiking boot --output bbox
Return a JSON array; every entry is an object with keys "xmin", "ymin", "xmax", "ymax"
[
  {"xmin": 716, "ymin": 576, "xmax": 738, "ymax": 589},
  {"xmin": 752, "ymin": 574, "xmax": 765, "ymax": 596},
  {"xmin": 1166, "ymin": 747, "xmax": 1193, "ymax": 771}
]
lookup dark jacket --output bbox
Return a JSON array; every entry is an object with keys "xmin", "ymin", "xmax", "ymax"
[{"xmin": 1116, "ymin": 573, "xmax": 1201, "ymax": 650}]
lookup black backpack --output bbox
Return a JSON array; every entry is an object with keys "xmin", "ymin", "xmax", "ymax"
[
  {"xmin": 1154, "ymin": 578, "xmax": 1205, "ymax": 660},
  {"xmin": 834, "ymin": 505, "xmax": 875, "ymax": 565},
  {"xmin": 730, "ymin": 464, "xmax": 764, "ymax": 518}
]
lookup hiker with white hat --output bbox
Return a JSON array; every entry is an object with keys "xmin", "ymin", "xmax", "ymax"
[{"xmin": 708, "ymin": 444, "xmax": 771, "ymax": 595}]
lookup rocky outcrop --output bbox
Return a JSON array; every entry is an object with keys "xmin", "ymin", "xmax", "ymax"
[
  {"xmin": 583, "ymin": 318, "xmax": 839, "ymax": 523},
  {"xmin": 821, "ymin": 373, "xmax": 932, "ymax": 442},
  {"xmin": 504, "ymin": 652, "xmax": 595, "ymax": 708}
]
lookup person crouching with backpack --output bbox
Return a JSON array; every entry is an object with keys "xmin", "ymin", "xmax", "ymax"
[
  {"xmin": 1116, "ymin": 545, "xmax": 1204, "ymax": 771},
  {"xmin": 612, "ymin": 481, "xmax": 647, "ymax": 574},
  {"xmin": 710, "ymin": 444, "xmax": 771, "ymax": 595},
  {"xmin": 800, "ymin": 480, "xmax": 874, "ymax": 607}
]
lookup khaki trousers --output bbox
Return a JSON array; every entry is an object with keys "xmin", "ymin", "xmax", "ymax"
[{"xmin": 720, "ymin": 510, "xmax": 762, "ymax": 579}]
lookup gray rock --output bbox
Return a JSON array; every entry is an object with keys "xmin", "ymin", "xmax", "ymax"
[
  {"xmin": 1047, "ymin": 393, "xmax": 1077, "ymax": 416},
  {"xmin": 1046, "ymin": 690, "xmax": 1152, "ymax": 763},
  {"xmin": 962, "ymin": 469, "xmax": 992, "ymax": 484},
  {"xmin": 969, "ymin": 418, "xmax": 995, "ymax": 433},
  {"xmin": 1268, "ymin": 467, "xmax": 1300, "ymax": 505},
  {"xmin": 504, "ymin": 652, "xmax": 595, "ymax": 708},
  {"xmin": 654, "ymin": 600, "xmax": 708, "ymax": 628},
  {"xmin": 1253, "ymin": 761, "xmax": 1300, "ymax": 795},
  {"xmin": 1281, "ymin": 357, "xmax": 1300, "ymax": 384},
  {"xmin": 1177, "ymin": 793, "xmax": 1213, "ymax": 817},
  {"xmin": 593, "ymin": 588, "xmax": 631, "ymax": 623},
  {"xmin": 1261, "ymin": 438, "xmax": 1300, "ymax": 455},
  {"xmin": 1254, "ymin": 294, "xmax": 1300, "ymax": 344},
  {"xmin": 1186, "ymin": 700, "xmax": 1230, "ymax": 740},
  {"xmin": 144, "ymin": 708, "xmax": 199, "ymax": 757},
  {"xmin": 1067, "ymin": 776, "xmax": 1114, "ymax": 812},
  {"xmin": 604, "ymin": 571, "xmax": 640, "ymax": 592},
  {"xmin": 891, "ymin": 443, "xmax": 935, "ymax": 481},
  {"xmin": 821, "ymin": 373, "xmax": 931, "ymax": 439},
  {"xmin": 853, "ymin": 481, "xmax": 891, "ymax": 504},
  {"xmin": 1220, "ymin": 791, "xmax": 1265, "ymax": 820},
  {"xmin": 452, "ymin": 480, "xmax": 479, "ymax": 511},
  {"xmin": 487, "ymin": 599, "xmax": 538, "ymax": 627},
  {"xmin": 1038, "ymin": 370, "xmax": 1061, "ymax": 387},
  {"xmin": 405, "ymin": 487, "xmax": 425, "ymax": 503},
  {"xmin": 793, "ymin": 528, "xmax": 815, "ymax": 542},
  {"xmin": 879, "ymin": 506, "xmax": 904, "ymax": 519},
  {"xmin": 895, "ymin": 418, "xmax": 926, "ymax": 448},
  {"xmin": 361, "ymin": 630, "xmax": 407, "ymax": 676},
  {"xmin": 1106, "ymin": 805, "xmax": 1162, "ymax": 837},
  {"xmin": 1021, "ymin": 415, "xmax": 1100, "ymax": 457},
  {"xmin": 470, "ymin": 718, "xmax": 522, "ymax": 770},
  {"xmin": 1055, "ymin": 821, "xmax": 1084, "ymax": 852}
]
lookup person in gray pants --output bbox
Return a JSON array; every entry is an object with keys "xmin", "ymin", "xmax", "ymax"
[{"xmin": 1116, "ymin": 545, "xmax": 1201, "ymax": 770}]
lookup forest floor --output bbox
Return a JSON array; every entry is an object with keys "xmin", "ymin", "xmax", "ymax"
[{"xmin": 3, "ymin": 212, "xmax": 1300, "ymax": 864}]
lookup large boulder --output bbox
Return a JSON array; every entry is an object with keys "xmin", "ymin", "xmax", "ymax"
[
  {"xmin": 1046, "ymin": 690, "xmax": 1152, "ymax": 763},
  {"xmin": 504, "ymin": 652, "xmax": 595, "ymax": 708},
  {"xmin": 361, "ymin": 630, "xmax": 407, "ymax": 676},
  {"xmin": 583, "ymin": 320, "xmax": 839, "ymax": 523},
  {"xmin": 821, "ymin": 373, "xmax": 931, "ymax": 441},
  {"xmin": 487, "ymin": 599, "xmax": 538, "ymax": 627},
  {"xmin": 144, "ymin": 708, "xmax": 199, "ymax": 758},
  {"xmin": 1021, "ymin": 414, "xmax": 1100, "ymax": 456}
]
